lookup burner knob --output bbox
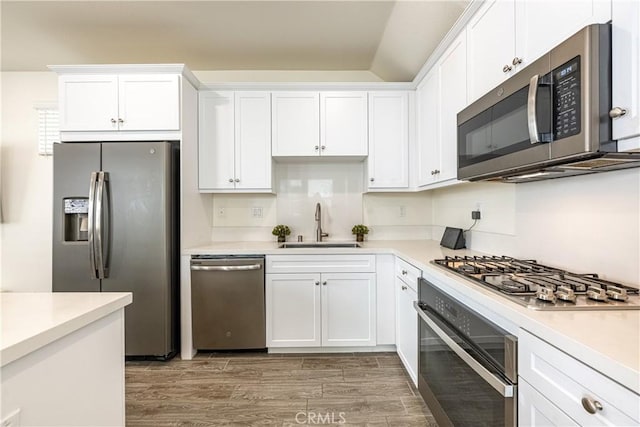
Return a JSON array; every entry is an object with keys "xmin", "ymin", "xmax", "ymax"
[
  {"xmin": 536, "ymin": 287, "xmax": 557, "ymax": 303},
  {"xmin": 556, "ymin": 286, "xmax": 576, "ymax": 303},
  {"xmin": 586, "ymin": 286, "xmax": 608, "ymax": 302},
  {"xmin": 606, "ymin": 286, "xmax": 629, "ymax": 302}
]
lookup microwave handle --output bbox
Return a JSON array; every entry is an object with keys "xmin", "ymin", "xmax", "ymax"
[{"xmin": 527, "ymin": 74, "xmax": 540, "ymax": 144}]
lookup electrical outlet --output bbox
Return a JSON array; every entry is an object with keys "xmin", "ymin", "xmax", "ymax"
[
  {"xmin": 399, "ymin": 206, "xmax": 406, "ymax": 218},
  {"xmin": 252, "ymin": 207, "xmax": 263, "ymax": 218},
  {"xmin": 217, "ymin": 207, "xmax": 225, "ymax": 218},
  {"xmin": 471, "ymin": 210, "xmax": 481, "ymax": 220},
  {"xmin": 2, "ymin": 408, "xmax": 21, "ymax": 427}
]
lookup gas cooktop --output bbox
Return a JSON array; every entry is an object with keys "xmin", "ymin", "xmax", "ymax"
[{"xmin": 432, "ymin": 255, "xmax": 640, "ymax": 311}]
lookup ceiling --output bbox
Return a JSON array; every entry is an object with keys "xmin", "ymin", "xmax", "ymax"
[{"xmin": 0, "ymin": 1, "xmax": 469, "ymax": 82}]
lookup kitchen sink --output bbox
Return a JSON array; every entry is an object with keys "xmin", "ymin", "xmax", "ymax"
[{"xmin": 278, "ymin": 242, "xmax": 361, "ymax": 249}]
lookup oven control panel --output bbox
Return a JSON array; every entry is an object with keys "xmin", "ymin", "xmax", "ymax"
[{"xmin": 434, "ymin": 296, "xmax": 471, "ymax": 336}]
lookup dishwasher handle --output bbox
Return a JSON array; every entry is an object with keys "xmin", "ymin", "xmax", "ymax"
[{"xmin": 191, "ymin": 264, "xmax": 262, "ymax": 272}]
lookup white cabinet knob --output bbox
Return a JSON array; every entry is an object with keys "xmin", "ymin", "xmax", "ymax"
[{"xmin": 609, "ymin": 107, "xmax": 627, "ymax": 119}]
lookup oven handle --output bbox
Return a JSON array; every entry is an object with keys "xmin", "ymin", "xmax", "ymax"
[{"xmin": 414, "ymin": 301, "xmax": 514, "ymax": 398}]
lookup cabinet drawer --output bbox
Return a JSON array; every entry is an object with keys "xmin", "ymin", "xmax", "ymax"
[
  {"xmin": 395, "ymin": 257, "xmax": 421, "ymax": 291},
  {"xmin": 519, "ymin": 329, "xmax": 640, "ymax": 426},
  {"xmin": 266, "ymin": 255, "xmax": 376, "ymax": 274}
]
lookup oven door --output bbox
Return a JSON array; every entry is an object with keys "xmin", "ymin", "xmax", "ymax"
[{"xmin": 414, "ymin": 302, "xmax": 517, "ymax": 427}]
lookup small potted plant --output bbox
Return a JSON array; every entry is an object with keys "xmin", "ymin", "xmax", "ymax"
[
  {"xmin": 351, "ymin": 224, "xmax": 369, "ymax": 242},
  {"xmin": 272, "ymin": 225, "xmax": 291, "ymax": 243}
]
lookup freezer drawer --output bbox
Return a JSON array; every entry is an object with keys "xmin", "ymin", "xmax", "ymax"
[{"xmin": 191, "ymin": 256, "xmax": 266, "ymax": 350}]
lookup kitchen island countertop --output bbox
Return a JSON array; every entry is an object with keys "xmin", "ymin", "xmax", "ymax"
[
  {"xmin": 1, "ymin": 292, "xmax": 132, "ymax": 367},
  {"xmin": 184, "ymin": 240, "xmax": 640, "ymax": 394}
]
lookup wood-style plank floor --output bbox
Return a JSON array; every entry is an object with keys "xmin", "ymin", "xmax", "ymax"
[{"xmin": 126, "ymin": 352, "xmax": 437, "ymax": 426}]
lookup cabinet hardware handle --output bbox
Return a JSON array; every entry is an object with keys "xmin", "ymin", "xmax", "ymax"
[
  {"xmin": 315, "ymin": 281, "xmax": 320, "ymax": 286},
  {"xmin": 118, "ymin": 118, "xmax": 124, "ymax": 123},
  {"xmin": 370, "ymin": 178, "xmax": 375, "ymax": 182},
  {"xmin": 401, "ymin": 270, "xmax": 407, "ymax": 275},
  {"xmin": 110, "ymin": 118, "xmax": 117, "ymax": 124},
  {"xmin": 512, "ymin": 57, "xmax": 523, "ymax": 66},
  {"xmin": 503, "ymin": 64, "xmax": 513, "ymax": 73},
  {"xmin": 235, "ymin": 179, "xmax": 240, "ymax": 183},
  {"xmin": 228, "ymin": 178, "xmax": 234, "ymax": 183},
  {"xmin": 581, "ymin": 397, "xmax": 603, "ymax": 414},
  {"xmin": 435, "ymin": 169, "xmax": 440, "ymax": 174},
  {"xmin": 322, "ymin": 281, "xmax": 327, "ymax": 286},
  {"xmin": 314, "ymin": 146, "xmax": 319, "ymax": 151},
  {"xmin": 609, "ymin": 107, "xmax": 627, "ymax": 119},
  {"xmin": 401, "ymin": 285, "xmax": 407, "ymax": 291},
  {"xmin": 321, "ymin": 145, "xmax": 326, "ymax": 150}
]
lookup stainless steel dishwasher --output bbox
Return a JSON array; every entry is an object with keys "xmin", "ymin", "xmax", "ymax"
[{"xmin": 190, "ymin": 255, "xmax": 265, "ymax": 350}]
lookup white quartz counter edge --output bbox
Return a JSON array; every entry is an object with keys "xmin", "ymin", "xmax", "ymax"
[
  {"xmin": 184, "ymin": 241, "xmax": 640, "ymax": 395},
  {"xmin": 1, "ymin": 292, "xmax": 133, "ymax": 367}
]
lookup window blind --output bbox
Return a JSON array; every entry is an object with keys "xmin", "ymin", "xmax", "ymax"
[{"xmin": 36, "ymin": 107, "xmax": 59, "ymax": 156}]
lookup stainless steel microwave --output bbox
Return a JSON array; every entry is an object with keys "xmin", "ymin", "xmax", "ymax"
[{"xmin": 457, "ymin": 23, "xmax": 640, "ymax": 182}]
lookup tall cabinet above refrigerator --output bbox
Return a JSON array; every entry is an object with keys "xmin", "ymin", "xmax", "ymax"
[{"xmin": 53, "ymin": 141, "xmax": 179, "ymax": 359}]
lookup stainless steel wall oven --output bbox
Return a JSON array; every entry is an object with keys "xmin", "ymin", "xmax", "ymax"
[{"xmin": 415, "ymin": 277, "xmax": 518, "ymax": 426}]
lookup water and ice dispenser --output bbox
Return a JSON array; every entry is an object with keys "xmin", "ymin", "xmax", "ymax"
[{"xmin": 63, "ymin": 198, "xmax": 89, "ymax": 242}]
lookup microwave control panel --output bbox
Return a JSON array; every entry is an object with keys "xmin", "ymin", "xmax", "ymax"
[{"xmin": 553, "ymin": 56, "xmax": 581, "ymax": 140}]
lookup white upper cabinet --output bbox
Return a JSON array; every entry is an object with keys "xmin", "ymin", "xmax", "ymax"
[
  {"xmin": 271, "ymin": 92, "xmax": 320, "ymax": 156},
  {"xmin": 417, "ymin": 69, "xmax": 440, "ymax": 187},
  {"xmin": 59, "ymin": 75, "xmax": 119, "ymax": 131},
  {"xmin": 199, "ymin": 92, "xmax": 235, "ymax": 190},
  {"xmin": 320, "ymin": 92, "xmax": 368, "ymax": 156},
  {"xmin": 116, "ymin": 74, "xmax": 180, "ymax": 131},
  {"xmin": 437, "ymin": 33, "xmax": 467, "ymax": 183},
  {"xmin": 234, "ymin": 92, "xmax": 272, "ymax": 190},
  {"xmin": 59, "ymin": 74, "xmax": 180, "ymax": 132},
  {"xmin": 466, "ymin": 0, "xmax": 516, "ymax": 103},
  {"xmin": 367, "ymin": 91, "xmax": 409, "ymax": 189},
  {"xmin": 467, "ymin": 0, "xmax": 611, "ymax": 103},
  {"xmin": 199, "ymin": 91, "xmax": 272, "ymax": 192},
  {"xmin": 272, "ymin": 91, "xmax": 368, "ymax": 157},
  {"xmin": 611, "ymin": 0, "xmax": 640, "ymax": 149},
  {"xmin": 515, "ymin": 0, "xmax": 610, "ymax": 71}
]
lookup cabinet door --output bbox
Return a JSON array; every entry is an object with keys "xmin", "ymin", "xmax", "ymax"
[
  {"xmin": 367, "ymin": 92, "xmax": 409, "ymax": 189},
  {"xmin": 271, "ymin": 92, "xmax": 320, "ymax": 156},
  {"xmin": 58, "ymin": 75, "xmax": 119, "ymax": 131},
  {"xmin": 118, "ymin": 74, "xmax": 180, "ymax": 131},
  {"xmin": 515, "ymin": 0, "xmax": 611, "ymax": 70},
  {"xmin": 395, "ymin": 278, "xmax": 417, "ymax": 384},
  {"xmin": 266, "ymin": 273, "xmax": 321, "ymax": 347},
  {"xmin": 467, "ymin": 0, "xmax": 516, "ymax": 102},
  {"xmin": 416, "ymin": 71, "xmax": 439, "ymax": 186},
  {"xmin": 519, "ymin": 379, "xmax": 579, "ymax": 427},
  {"xmin": 320, "ymin": 92, "xmax": 368, "ymax": 156},
  {"xmin": 437, "ymin": 33, "xmax": 467, "ymax": 183},
  {"xmin": 321, "ymin": 273, "xmax": 376, "ymax": 347},
  {"xmin": 234, "ymin": 92, "xmax": 272, "ymax": 190},
  {"xmin": 611, "ymin": 0, "xmax": 640, "ymax": 146},
  {"xmin": 198, "ymin": 92, "xmax": 235, "ymax": 190}
]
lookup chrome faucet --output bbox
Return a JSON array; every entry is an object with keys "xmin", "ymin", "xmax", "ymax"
[{"xmin": 315, "ymin": 202, "xmax": 329, "ymax": 242}]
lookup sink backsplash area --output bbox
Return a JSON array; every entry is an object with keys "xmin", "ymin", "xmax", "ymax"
[{"xmin": 210, "ymin": 161, "xmax": 433, "ymax": 242}]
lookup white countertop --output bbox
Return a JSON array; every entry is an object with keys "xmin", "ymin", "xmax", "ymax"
[
  {"xmin": 1, "ymin": 292, "xmax": 132, "ymax": 367},
  {"xmin": 185, "ymin": 240, "xmax": 640, "ymax": 394}
]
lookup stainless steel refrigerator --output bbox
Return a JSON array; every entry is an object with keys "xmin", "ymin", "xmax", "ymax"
[{"xmin": 53, "ymin": 141, "xmax": 179, "ymax": 359}]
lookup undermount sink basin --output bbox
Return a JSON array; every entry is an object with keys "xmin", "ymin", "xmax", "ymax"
[{"xmin": 278, "ymin": 242, "xmax": 361, "ymax": 249}]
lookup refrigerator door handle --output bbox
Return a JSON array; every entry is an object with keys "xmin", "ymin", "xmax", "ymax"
[
  {"xmin": 95, "ymin": 171, "xmax": 110, "ymax": 279},
  {"xmin": 88, "ymin": 172, "xmax": 99, "ymax": 279}
]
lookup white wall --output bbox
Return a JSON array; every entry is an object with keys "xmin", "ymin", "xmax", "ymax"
[
  {"xmin": 430, "ymin": 171, "xmax": 640, "ymax": 285},
  {"xmin": 0, "ymin": 72, "xmax": 57, "ymax": 291}
]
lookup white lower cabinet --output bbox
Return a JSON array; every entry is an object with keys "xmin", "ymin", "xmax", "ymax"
[
  {"xmin": 265, "ymin": 255, "xmax": 376, "ymax": 348},
  {"xmin": 395, "ymin": 257, "xmax": 420, "ymax": 385},
  {"xmin": 519, "ymin": 329, "xmax": 640, "ymax": 426},
  {"xmin": 519, "ymin": 379, "xmax": 578, "ymax": 426}
]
